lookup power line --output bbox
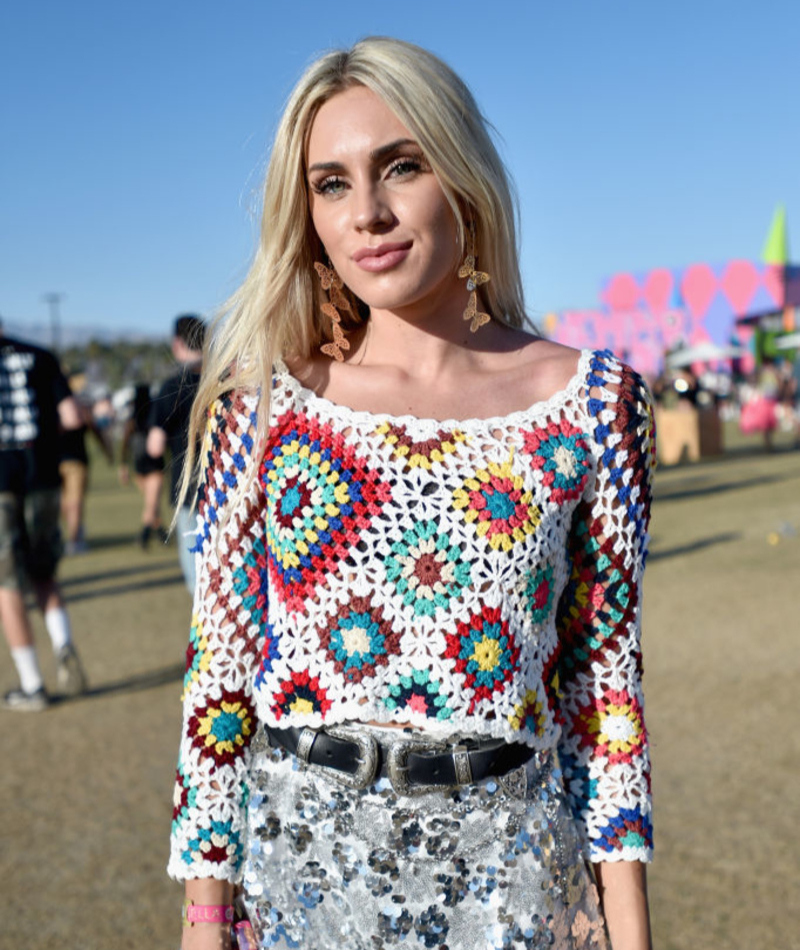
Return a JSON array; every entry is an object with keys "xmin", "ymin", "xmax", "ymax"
[{"xmin": 42, "ymin": 292, "xmax": 65, "ymax": 353}]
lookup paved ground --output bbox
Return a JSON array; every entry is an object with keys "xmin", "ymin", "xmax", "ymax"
[{"xmin": 1, "ymin": 433, "xmax": 798, "ymax": 949}]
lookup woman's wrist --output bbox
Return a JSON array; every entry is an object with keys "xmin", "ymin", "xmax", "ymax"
[
  {"xmin": 184, "ymin": 878, "xmax": 235, "ymax": 905},
  {"xmin": 182, "ymin": 880, "xmax": 236, "ymax": 948},
  {"xmin": 182, "ymin": 901, "xmax": 234, "ymax": 926}
]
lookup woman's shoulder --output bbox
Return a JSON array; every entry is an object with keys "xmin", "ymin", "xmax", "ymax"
[
  {"xmin": 502, "ymin": 335, "xmax": 583, "ymax": 397},
  {"xmin": 199, "ymin": 388, "xmax": 262, "ymax": 470},
  {"xmin": 509, "ymin": 342, "xmax": 655, "ymax": 454},
  {"xmin": 581, "ymin": 348, "xmax": 654, "ymax": 411},
  {"xmin": 205, "ymin": 387, "xmax": 261, "ymax": 423},
  {"xmin": 510, "ymin": 338, "xmax": 649, "ymax": 400},
  {"xmin": 578, "ymin": 350, "xmax": 656, "ymax": 470},
  {"xmin": 465, "ymin": 332, "xmax": 589, "ymax": 416}
]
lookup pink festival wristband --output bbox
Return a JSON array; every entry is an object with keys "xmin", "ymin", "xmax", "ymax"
[{"xmin": 182, "ymin": 902, "xmax": 235, "ymax": 926}]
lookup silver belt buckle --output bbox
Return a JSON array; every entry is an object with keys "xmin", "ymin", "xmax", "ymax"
[
  {"xmin": 312, "ymin": 725, "xmax": 380, "ymax": 791},
  {"xmin": 387, "ymin": 736, "xmax": 471, "ymax": 796}
]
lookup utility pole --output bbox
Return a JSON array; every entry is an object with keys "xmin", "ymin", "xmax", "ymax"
[{"xmin": 43, "ymin": 292, "xmax": 65, "ymax": 353}]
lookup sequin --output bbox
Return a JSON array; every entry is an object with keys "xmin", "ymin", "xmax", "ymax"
[{"xmin": 242, "ymin": 730, "xmax": 609, "ymax": 949}]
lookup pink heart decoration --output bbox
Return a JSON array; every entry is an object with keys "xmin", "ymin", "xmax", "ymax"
[
  {"xmin": 681, "ymin": 264, "xmax": 717, "ymax": 318},
  {"xmin": 603, "ymin": 273, "xmax": 640, "ymax": 312},
  {"xmin": 720, "ymin": 260, "xmax": 759, "ymax": 315},
  {"xmin": 643, "ymin": 268, "xmax": 673, "ymax": 312}
]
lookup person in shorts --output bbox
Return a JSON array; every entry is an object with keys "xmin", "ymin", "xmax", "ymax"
[
  {"xmin": 0, "ymin": 324, "xmax": 88, "ymax": 710},
  {"xmin": 119, "ymin": 382, "xmax": 168, "ymax": 547},
  {"xmin": 146, "ymin": 314, "xmax": 205, "ymax": 593},
  {"xmin": 59, "ymin": 395, "xmax": 114, "ymax": 555}
]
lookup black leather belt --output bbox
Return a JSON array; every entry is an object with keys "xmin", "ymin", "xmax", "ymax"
[{"xmin": 265, "ymin": 724, "xmax": 533, "ymax": 796}]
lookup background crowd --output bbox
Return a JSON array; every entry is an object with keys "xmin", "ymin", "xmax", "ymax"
[
  {"xmin": 55, "ymin": 313, "xmax": 205, "ymax": 576},
  {"xmin": 0, "ymin": 314, "xmax": 204, "ymax": 711}
]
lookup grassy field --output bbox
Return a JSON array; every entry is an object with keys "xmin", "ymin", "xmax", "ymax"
[{"xmin": 1, "ymin": 431, "xmax": 798, "ymax": 949}]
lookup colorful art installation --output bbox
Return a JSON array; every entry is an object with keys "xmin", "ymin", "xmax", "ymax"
[
  {"xmin": 762, "ymin": 205, "xmax": 788, "ymax": 265},
  {"xmin": 545, "ymin": 208, "xmax": 798, "ymax": 378}
]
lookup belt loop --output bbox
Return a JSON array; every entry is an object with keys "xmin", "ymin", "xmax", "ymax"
[
  {"xmin": 452, "ymin": 744, "xmax": 473, "ymax": 786},
  {"xmin": 295, "ymin": 727, "xmax": 317, "ymax": 765}
]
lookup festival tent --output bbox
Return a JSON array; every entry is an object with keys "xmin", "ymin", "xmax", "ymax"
[{"xmin": 666, "ymin": 342, "xmax": 744, "ymax": 368}]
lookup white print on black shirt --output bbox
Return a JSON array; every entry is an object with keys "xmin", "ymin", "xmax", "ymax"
[{"xmin": 0, "ymin": 352, "xmax": 38, "ymax": 444}]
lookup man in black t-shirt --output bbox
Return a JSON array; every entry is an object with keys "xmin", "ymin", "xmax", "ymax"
[
  {"xmin": 0, "ymin": 325, "xmax": 88, "ymax": 710},
  {"xmin": 145, "ymin": 315, "xmax": 205, "ymax": 594}
]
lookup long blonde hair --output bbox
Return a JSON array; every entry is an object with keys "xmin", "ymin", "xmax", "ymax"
[{"xmin": 179, "ymin": 36, "xmax": 527, "ymax": 509}]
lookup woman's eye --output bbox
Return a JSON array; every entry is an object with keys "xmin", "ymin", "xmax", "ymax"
[
  {"xmin": 388, "ymin": 158, "xmax": 422, "ymax": 177},
  {"xmin": 314, "ymin": 176, "xmax": 346, "ymax": 196}
]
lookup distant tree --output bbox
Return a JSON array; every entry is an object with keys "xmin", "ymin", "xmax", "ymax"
[{"xmin": 61, "ymin": 338, "xmax": 173, "ymax": 393}]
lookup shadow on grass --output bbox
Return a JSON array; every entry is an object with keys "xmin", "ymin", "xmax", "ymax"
[
  {"xmin": 77, "ymin": 533, "xmax": 174, "ymax": 552},
  {"xmin": 65, "ymin": 573, "xmax": 186, "ymax": 603},
  {"xmin": 49, "ymin": 663, "xmax": 185, "ymax": 705},
  {"xmin": 654, "ymin": 472, "xmax": 794, "ymax": 503},
  {"xmin": 648, "ymin": 532, "xmax": 741, "ymax": 561},
  {"xmin": 60, "ymin": 561, "xmax": 177, "ymax": 588},
  {"xmin": 715, "ymin": 442, "xmax": 799, "ymax": 460}
]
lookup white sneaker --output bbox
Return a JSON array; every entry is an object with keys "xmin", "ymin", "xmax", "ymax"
[
  {"xmin": 56, "ymin": 644, "xmax": 88, "ymax": 696},
  {"xmin": 3, "ymin": 687, "xmax": 50, "ymax": 711}
]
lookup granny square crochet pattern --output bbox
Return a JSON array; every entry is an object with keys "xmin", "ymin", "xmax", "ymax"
[{"xmin": 169, "ymin": 348, "xmax": 655, "ymax": 882}]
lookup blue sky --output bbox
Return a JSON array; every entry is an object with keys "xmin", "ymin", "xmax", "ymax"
[{"xmin": 2, "ymin": 0, "xmax": 798, "ymax": 341}]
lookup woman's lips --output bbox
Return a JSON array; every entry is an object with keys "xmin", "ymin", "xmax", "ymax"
[{"xmin": 352, "ymin": 241, "xmax": 412, "ymax": 272}]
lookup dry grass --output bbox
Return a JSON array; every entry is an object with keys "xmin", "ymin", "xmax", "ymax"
[
  {"xmin": 645, "ymin": 443, "xmax": 800, "ymax": 950},
  {"xmin": 1, "ymin": 438, "xmax": 798, "ymax": 949}
]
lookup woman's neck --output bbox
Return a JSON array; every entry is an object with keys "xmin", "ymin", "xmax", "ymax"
[{"xmin": 351, "ymin": 298, "xmax": 510, "ymax": 382}]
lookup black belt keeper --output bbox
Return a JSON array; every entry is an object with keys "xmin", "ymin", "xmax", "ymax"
[{"xmin": 265, "ymin": 724, "xmax": 533, "ymax": 794}]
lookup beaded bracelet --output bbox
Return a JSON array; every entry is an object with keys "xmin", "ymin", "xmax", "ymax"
[{"xmin": 182, "ymin": 901, "xmax": 235, "ymax": 927}]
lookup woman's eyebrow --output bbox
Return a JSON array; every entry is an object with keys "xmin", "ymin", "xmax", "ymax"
[
  {"xmin": 307, "ymin": 138, "xmax": 420, "ymax": 174},
  {"xmin": 307, "ymin": 160, "xmax": 344, "ymax": 173},
  {"xmin": 369, "ymin": 138, "xmax": 419, "ymax": 162}
]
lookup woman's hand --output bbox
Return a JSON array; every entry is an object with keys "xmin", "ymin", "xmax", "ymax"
[
  {"xmin": 593, "ymin": 861, "xmax": 652, "ymax": 950},
  {"xmin": 181, "ymin": 922, "xmax": 233, "ymax": 950}
]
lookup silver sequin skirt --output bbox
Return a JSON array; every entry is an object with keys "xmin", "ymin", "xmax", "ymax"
[{"xmin": 241, "ymin": 726, "xmax": 609, "ymax": 949}]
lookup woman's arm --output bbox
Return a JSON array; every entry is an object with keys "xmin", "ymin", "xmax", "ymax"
[
  {"xmin": 182, "ymin": 878, "xmax": 236, "ymax": 950},
  {"xmin": 168, "ymin": 392, "xmax": 266, "ymax": 931},
  {"xmin": 552, "ymin": 353, "xmax": 657, "ymax": 947},
  {"xmin": 593, "ymin": 861, "xmax": 652, "ymax": 950},
  {"xmin": 555, "ymin": 353, "xmax": 656, "ymax": 864}
]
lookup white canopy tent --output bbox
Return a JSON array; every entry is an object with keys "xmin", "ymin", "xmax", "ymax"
[{"xmin": 665, "ymin": 342, "xmax": 745, "ymax": 368}]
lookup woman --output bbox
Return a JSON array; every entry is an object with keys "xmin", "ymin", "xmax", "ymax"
[
  {"xmin": 169, "ymin": 37, "xmax": 655, "ymax": 950},
  {"xmin": 119, "ymin": 382, "xmax": 168, "ymax": 547}
]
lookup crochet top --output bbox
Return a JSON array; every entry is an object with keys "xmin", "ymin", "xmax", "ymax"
[{"xmin": 168, "ymin": 348, "xmax": 655, "ymax": 882}]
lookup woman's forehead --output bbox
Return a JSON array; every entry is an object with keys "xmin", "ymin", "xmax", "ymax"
[{"xmin": 306, "ymin": 87, "xmax": 415, "ymax": 166}]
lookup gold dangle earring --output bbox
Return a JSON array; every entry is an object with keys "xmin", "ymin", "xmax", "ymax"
[
  {"xmin": 314, "ymin": 260, "xmax": 352, "ymax": 362},
  {"xmin": 458, "ymin": 223, "xmax": 491, "ymax": 333}
]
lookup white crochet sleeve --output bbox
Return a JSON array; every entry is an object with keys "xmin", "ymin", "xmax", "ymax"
[
  {"xmin": 555, "ymin": 352, "xmax": 655, "ymax": 863},
  {"xmin": 168, "ymin": 392, "xmax": 265, "ymax": 882}
]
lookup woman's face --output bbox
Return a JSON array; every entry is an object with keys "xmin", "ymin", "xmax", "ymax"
[{"xmin": 306, "ymin": 85, "xmax": 462, "ymax": 317}]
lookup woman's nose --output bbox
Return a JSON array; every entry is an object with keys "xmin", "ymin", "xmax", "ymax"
[{"xmin": 352, "ymin": 183, "xmax": 394, "ymax": 232}]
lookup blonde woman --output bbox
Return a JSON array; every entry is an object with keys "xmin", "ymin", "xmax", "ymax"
[{"xmin": 169, "ymin": 37, "xmax": 655, "ymax": 950}]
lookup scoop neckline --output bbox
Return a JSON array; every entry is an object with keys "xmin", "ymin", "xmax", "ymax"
[{"xmin": 273, "ymin": 348, "xmax": 593, "ymax": 429}]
